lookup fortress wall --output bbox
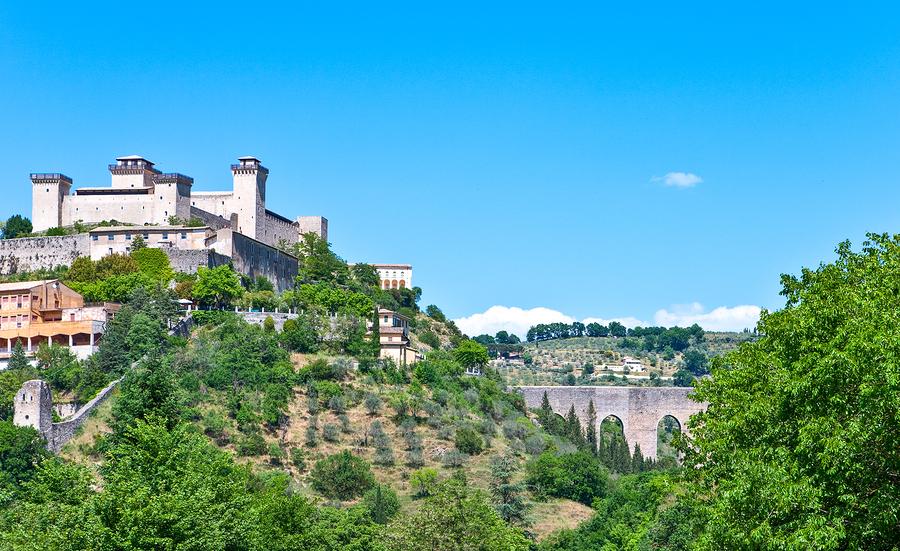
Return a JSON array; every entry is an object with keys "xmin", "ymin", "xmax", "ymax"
[
  {"xmin": 263, "ymin": 212, "xmax": 299, "ymax": 247},
  {"xmin": 165, "ymin": 248, "xmax": 231, "ymax": 275},
  {"xmin": 189, "ymin": 206, "xmax": 231, "ymax": 230},
  {"xmin": 215, "ymin": 229, "xmax": 297, "ymax": 292},
  {"xmin": 62, "ymin": 193, "xmax": 155, "ymax": 227},
  {"xmin": 0, "ymin": 234, "xmax": 90, "ymax": 275},
  {"xmin": 517, "ymin": 386, "xmax": 705, "ymax": 459}
]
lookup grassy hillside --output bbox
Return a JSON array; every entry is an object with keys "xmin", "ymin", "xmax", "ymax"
[{"xmin": 496, "ymin": 332, "xmax": 756, "ymax": 387}]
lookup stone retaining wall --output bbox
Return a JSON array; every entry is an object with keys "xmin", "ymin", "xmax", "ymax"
[{"xmin": 0, "ymin": 234, "xmax": 90, "ymax": 275}]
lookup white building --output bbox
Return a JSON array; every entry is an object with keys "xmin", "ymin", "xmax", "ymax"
[
  {"xmin": 373, "ymin": 264, "xmax": 413, "ymax": 290},
  {"xmin": 32, "ymin": 155, "xmax": 327, "ymax": 248}
]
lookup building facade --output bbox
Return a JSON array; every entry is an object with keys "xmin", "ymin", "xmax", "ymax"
[
  {"xmin": 371, "ymin": 309, "xmax": 420, "ymax": 365},
  {"xmin": 0, "ymin": 280, "xmax": 118, "ymax": 368},
  {"xmin": 373, "ymin": 264, "xmax": 413, "ymax": 290},
  {"xmin": 32, "ymin": 155, "xmax": 328, "ymax": 247}
]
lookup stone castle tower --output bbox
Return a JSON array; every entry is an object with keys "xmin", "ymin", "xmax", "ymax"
[
  {"xmin": 230, "ymin": 156, "xmax": 268, "ymax": 241},
  {"xmin": 31, "ymin": 173, "xmax": 72, "ymax": 232},
  {"xmin": 13, "ymin": 380, "xmax": 53, "ymax": 437}
]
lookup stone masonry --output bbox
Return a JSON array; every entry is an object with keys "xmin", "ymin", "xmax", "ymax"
[{"xmin": 517, "ymin": 386, "xmax": 706, "ymax": 459}]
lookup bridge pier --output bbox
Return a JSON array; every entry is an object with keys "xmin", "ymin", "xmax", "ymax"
[{"xmin": 516, "ymin": 385, "xmax": 704, "ymax": 459}]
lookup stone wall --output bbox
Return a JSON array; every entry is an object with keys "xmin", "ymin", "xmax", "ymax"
[
  {"xmin": 211, "ymin": 229, "xmax": 298, "ymax": 291},
  {"xmin": 46, "ymin": 377, "xmax": 121, "ymax": 453},
  {"xmin": 189, "ymin": 206, "xmax": 231, "ymax": 230},
  {"xmin": 237, "ymin": 311, "xmax": 299, "ymax": 331},
  {"xmin": 165, "ymin": 248, "xmax": 232, "ymax": 275},
  {"xmin": 0, "ymin": 234, "xmax": 90, "ymax": 275},
  {"xmin": 517, "ymin": 386, "xmax": 706, "ymax": 459}
]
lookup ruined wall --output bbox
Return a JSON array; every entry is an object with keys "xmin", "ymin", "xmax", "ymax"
[
  {"xmin": 0, "ymin": 234, "xmax": 90, "ymax": 275},
  {"xmin": 46, "ymin": 377, "xmax": 121, "ymax": 453},
  {"xmin": 517, "ymin": 386, "xmax": 706, "ymax": 459}
]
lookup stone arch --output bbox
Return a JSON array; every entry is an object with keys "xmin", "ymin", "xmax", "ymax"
[
  {"xmin": 399, "ymin": 279, "xmax": 406, "ymax": 288},
  {"xmin": 391, "ymin": 279, "xmax": 398, "ymax": 289},
  {"xmin": 656, "ymin": 414, "xmax": 682, "ymax": 463}
]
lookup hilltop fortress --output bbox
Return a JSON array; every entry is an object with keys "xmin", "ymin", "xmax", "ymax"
[
  {"xmin": 2, "ymin": 155, "xmax": 329, "ymax": 291},
  {"xmin": 32, "ymin": 155, "xmax": 327, "ymax": 248}
]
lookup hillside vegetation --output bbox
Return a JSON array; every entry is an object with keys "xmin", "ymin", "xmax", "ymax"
[{"xmin": 1, "ymin": 224, "xmax": 899, "ymax": 549}]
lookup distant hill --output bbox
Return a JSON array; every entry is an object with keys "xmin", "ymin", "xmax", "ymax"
[{"xmin": 494, "ymin": 331, "xmax": 756, "ymax": 387}]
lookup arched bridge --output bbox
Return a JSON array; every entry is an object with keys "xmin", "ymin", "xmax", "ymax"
[{"xmin": 516, "ymin": 386, "xmax": 706, "ymax": 459}]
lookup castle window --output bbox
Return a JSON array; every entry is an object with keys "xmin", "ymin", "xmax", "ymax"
[
  {"xmin": 92, "ymin": 235, "xmax": 98, "ymax": 241},
  {"xmin": 162, "ymin": 233, "xmax": 169, "ymax": 240},
  {"xmin": 180, "ymin": 232, "xmax": 187, "ymax": 239},
  {"xmin": 126, "ymin": 233, "xmax": 132, "ymax": 240},
  {"xmin": 107, "ymin": 234, "xmax": 114, "ymax": 240}
]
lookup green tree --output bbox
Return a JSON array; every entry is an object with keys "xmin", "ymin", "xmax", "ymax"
[
  {"xmin": 454, "ymin": 426, "xmax": 484, "ymax": 455},
  {"xmin": 525, "ymin": 450, "xmax": 608, "ymax": 505},
  {"xmin": 685, "ymin": 234, "xmax": 900, "ymax": 549},
  {"xmin": 0, "ymin": 421, "xmax": 48, "ymax": 495},
  {"xmin": 585, "ymin": 400, "xmax": 598, "ymax": 453},
  {"xmin": 1, "ymin": 215, "xmax": 32, "ymax": 239},
  {"xmin": 111, "ymin": 357, "xmax": 183, "ymax": 435},
  {"xmin": 682, "ymin": 349, "xmax": 709, "ymax": 376},
  {"xmin": 192, "ymin": 265, "xmax": 243, "ymax": 308},
  {"xmin": 385, "ymin": 476, "xmax": 530, "ymax": 551},
  {"xmin": 489, "ymin": 453, "xmax": 530, "ymax": 527},
  {"xmin": 453, "ymin": 340, "xmax": 489, "ymax": 372},
  {"xmin": 7, "ymin": 340, "xmax": 30, "ymax": 370},
  {"xmin": 310, "ymin": 450, "xmax": 375, "ymax": 501},
  {"xmin": 362, "ymin": 484, "xmax": 400, "ymax": 524},
  {"xmin": 130, "ymin": 247, "xmax": 174, "ymax": 283}
]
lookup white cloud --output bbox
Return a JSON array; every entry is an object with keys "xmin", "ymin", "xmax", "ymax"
[
  {"xmin": 453, "ymin": 302, "xmax": 761, "ymax": 338},
  {"xmin": 653, "ymin": 302, "xmax": 760, "ymax": 332},
  {"xmin": 453, "ymin": 307, "xmax": 648, "ymax": 339},
  {"xmin": 653, "ymin": 171, "xmax": 703, "ymax": 188},
  {"xmin": 454, "ymin": 306, "xmax": 574, "ymax": 339}
]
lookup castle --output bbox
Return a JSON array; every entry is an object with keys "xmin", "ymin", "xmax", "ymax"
[
  {"xmin": 0, "ymin": 155, "xmax": 330, "ymax": 291},
  {"xmin": 31, "ymin": 155, "xmax": 327, "ymax": 249}
]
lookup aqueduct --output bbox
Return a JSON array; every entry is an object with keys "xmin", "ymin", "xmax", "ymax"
[{"xmin": 517, "ymin": 386, "xmax": 706, "ymax": 459}]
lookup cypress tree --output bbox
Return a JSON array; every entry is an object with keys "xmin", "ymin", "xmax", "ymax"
[
  {"xmin": 631, "ymin": 443, "xmax": 645, "ymax": 473},
  {"xmin": 539, "ymin": 391, "xmax": 552, "ymax": 427},
  {"xmin": 585, "ymin": 400, "xmax": 597, "ymax": 453},
  {"xmin": 616, "ymin": 436, "xmax": 632, "ymax": 473},
  {"xmin": 565, "ymin": 404, "xmax": 583, "ymax": 445},
  {"xmin": 8, "ymin": 340, "xmax": 29, "ymax": 370}
]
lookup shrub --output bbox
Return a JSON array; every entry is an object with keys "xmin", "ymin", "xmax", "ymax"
[
  {"xmin": 323, "ymin": 423, "xmax": 340, "ymax": 442},
  {"xmin": 455, "ymin": 426, "xmax": 485, "ymax": 455},
  {"xmin": 338, "ymin": 413, "xmax": 352, "ymax": 433},
  {"xmin": 525, "ymin": 450, "xmax": 608, "ymax": 505},
  {"xmin": 437, "ymin": 425, "xmax": 455, "ymax": 441},
  {"xmin": 263, "ymin": 316, "xmax": 276, "ymax": 333},
  {"xmin": 442, "ymin": 449, "xmax": 468, "ymax": 468},
  {"xmin": 330, "ymin": 357, "xmax": 352, "ymax": 380},
  {"xmin": 525, "ymin": 434, "xmax": 546, "ymax": 456},
  {"xmin": 328, "ymin": 395, "xmax": 346, "ymax": 413},
  {"xmin": 202, "ymin": 410, "xmax": 228, "ymax": 441},
  {"xmin": 364, "ymin": 392, "xmax": 382, "ymax": 415},
  {"xmin": 237, "ymin": 432, "xmax": 266, "ymax": 457},
  {"xmin": 410, "ymin": 467, "xmax": 439, "ymax": 498},
  {"xmin": 305, "ymin": 416, "xmax": 319, "ymax": 447},
  {"xmin": 290, "ymin": 448, "xmax": 306, "ymax": 471},
  {"xmin": 310, "ymin": 450, "xmax": 375, "ymax": 500},
  {"xmin": 267, "ymin": 442, "xmax": 284, "ymax": 465},
  {"xmin": 406, "ymin": 447, "xmax": 425, "ymax": 468},
  {"xmin": 419, "ymin": 330, "xmax": 441, "ymax": 350},
  {"xmin": 374, "ymin": 444, "xmax": 395, "ymax": 466}
]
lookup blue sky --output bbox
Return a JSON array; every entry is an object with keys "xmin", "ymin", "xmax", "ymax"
[{"xmin": 2, "ymin": 2, "xmax": 900, "ymax": 336}]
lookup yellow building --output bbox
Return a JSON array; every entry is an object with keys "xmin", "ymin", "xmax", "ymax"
[
  {"xmin": 0, "ymin": 280, "xmax": 118, "ymax": 365},
  {"xmin": 372, "ymin": 308, "xmax": 421, "ymax": 366}
]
